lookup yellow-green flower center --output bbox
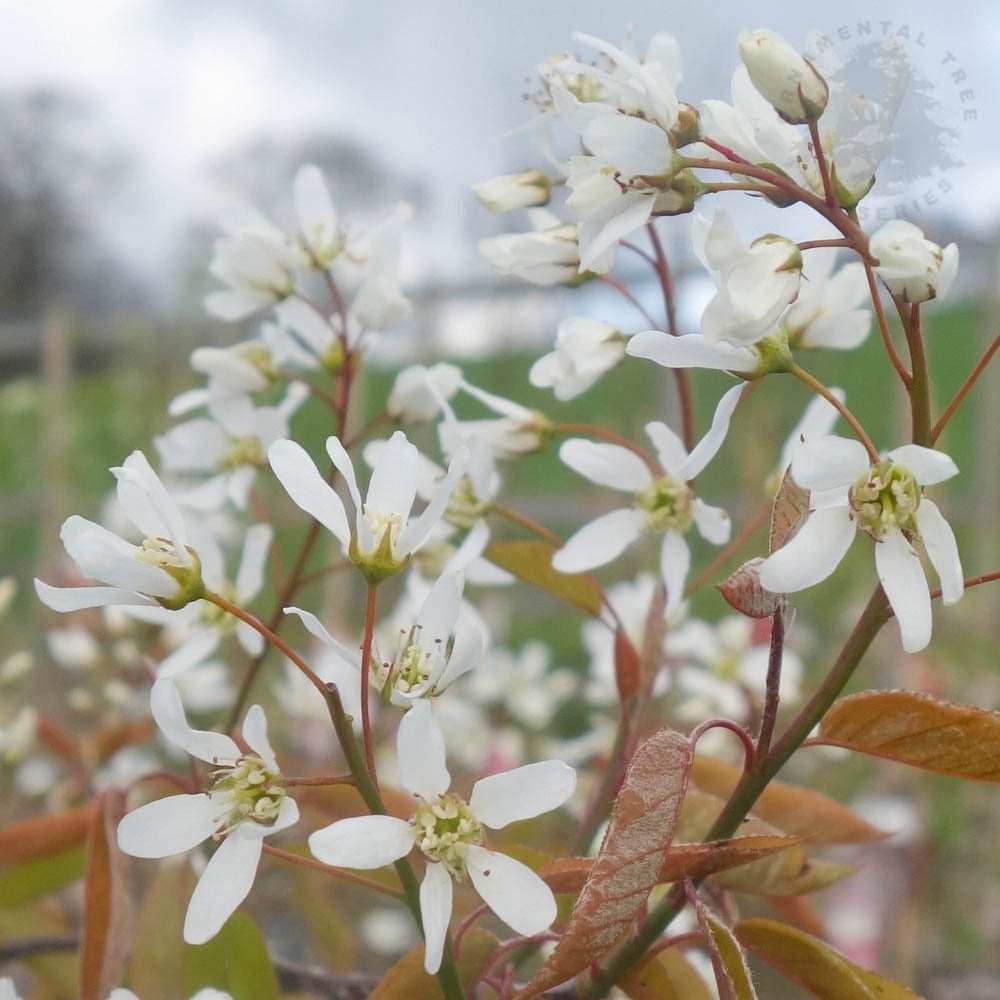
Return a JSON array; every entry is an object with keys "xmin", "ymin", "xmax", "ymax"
[
  {"xmin": 635, "ymin": 476, "xmax": 693, "ymax": 533},
  {"xmin": 850, "ymin": 459, "xmax": 920, "ymax": 539},
  {"xmin": 412, "ymin": 795, "xmax": 484, "ymax": 880},
  {"xmin": 211, "ymin": 755, "xmax": 285, "ymax": 836},
  {"xmin": 135, "ymin": 540, "xmax": 204, "ymax": 610},
  {"xmin": 222, "ymin": 436, "xmax": 265, "ymax": 470},
  {"xmin": 445, "ymin": 476, "xmax": 487, "ymax": 530}
]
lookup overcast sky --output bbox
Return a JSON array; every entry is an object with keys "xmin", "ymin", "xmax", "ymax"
[{"xmin": 3, "ymin": 0, "xmax": 997, "ymax": 305}]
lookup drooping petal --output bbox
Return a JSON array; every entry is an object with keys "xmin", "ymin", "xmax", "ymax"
[
  {"xmin": 465, "ymin": 845, "xmax": 557, "ymax": 935},
  {"xmin": 558, "ymin": 439, "xmax": 651, "ymax": 492},
  {"xmin": 150, "ymin": 677, "xmax": 241, "ymax": 765},
  {"xmin": 469, "ymin": 761, "xmax": 575, "ymax": 830},
  {"xmin": 757, "ymin": 504, "xmax": 856, "ymax": 593},
  {"xmin": 419, "ymin": 862, "xmax": 453, "ymax": 975},
  {"xmin": 117, "ymin": 794, "xmax": 220, "ymax": 858},
  {"xmin": 268, "ymin": 440, "xmax": 351, "ymax": 548},
  {"xmin": 791, "ymin": 436, "xmax": 869, "ymax": 492},
  {"xmin": 241, "ymin": 704, "xmax": 277, "ymax": 771},
  {"xmin": 33, "ymin": 581, "xmax": 158, "ymax": 612},
  {"xmin": 282, "ymin": 606, "xmax": 360, "ymax": 670},
  {"xmin": 691, "ymin": 499, "xmax": 731, "ymax": 545},
  {"xmin": 680, "ymin": 384, "xmax": 743, "ymax": 480},
  {"xmin": 876, "ymin": 528, "xmax": 932, "ymax": 653},
  {"xmin": 235, "ymin": 524, "xmax": 273, "ymax": 601},
  {"xmin": 308, "ymin": 815, "xmax": 415, "ymax": 868},
  {"xmin": 626, "ymin": 331, "xmax": 757, "ymax": 372},
  {"xmin": 660, "ymin": 530, "xmax": 691, "ymax": 616},
  {"xmin": 183, "ymin": 827, "xmax": 263, "ymax": 944},
  {"xmin": 551, "ymin": 508, "xmax": 645, "ymax": 574},
  {"xmin": 915, "ymin": 499, "xmax": 964, "ymax": 605},
  {"xmin": 886, "ymin": 444, "xmax": 959, "ymax": 486},
  {"xmin": 397, "ymin": 700, "xmax": 450, "ymax": 800}
]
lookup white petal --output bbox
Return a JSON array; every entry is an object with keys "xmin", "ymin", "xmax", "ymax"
[
  {"xmin": 551, "ymin": 508, "xmax": 645, "ymax": 573},
  {"xmin": 419, "ymin": 862, "xmax": 453, "ymax": 975},
  {"xmin": 691, "ymin": 499, "xmax": 731, "ymax": 545},
  {"xmin": 157, "ymin": 630, "xmax": 220, "ymax": 679},
  {"xmin": 469, "ymin": 761, "xmax": 576, "ymax": 829},
  {"xmin": 117, "ymin": 794, "xmax": 219, "ymax": 858},
  {"xmin": 282, "ymin": 607, "xmax": 360, "ymax": 670},
  {"xmin": 396, "ymin": 447, "xmax": 469, "ymax": 556},
  {"xmin": 792, "ymin": 436, "xmax": 870, "ymax": 492},
  {"xmin": 325, "ymin": 436, "xmax": 365, "ymax": 521},
  {"xmin": 436, "ymin": 619, "xmax": 484, "ymax": 689},
  {"xmin": 660, "ymin": 530, "xmax": 691, "ymax": 616},
  {"xmin": 397, "ymin": 700, "xmax": 450, "ymax": 800},
  {"xmin": 758, "ymin": 505, "xmax": 856, "ymax": 593},
  {"xmin": 308, "ymin": 815, "xmax": 415, "ymax": 868},
  {"xmin": 558, "ymin": 439, "xmax": 651, "ymax": 492},
  {"xmin": 626, "ymin": 331, "xmax": 756, "ymax": 372},
  {"xmin": 268, "ymin": 440, "xmax": 351, "ymax": 548},
  {"xmin": 416, "ymin": 572, "xmax": 463, "ymax": 643},
  {"xmin": 235, "ymin": 524, "xmax": 273, "ymax": 601},
  {"xmin": 643, "ymin": 422, "xmax": 687, "ymax": 479},
  {"xmin": 113, "ymin": 450, "xmax": 190, "ymax": 559},
  {"xmin": 150, "ymin": 677, "xmax": 241, "ymax": 765},
  {"xmin": 465, "ymin": 845, "xmax": 556, "ymax": 935},
  {"xmin": 33, "ymin": 581, "xmax": 157, "ymax": 612},
  {"xmin": 367, "ymin": 431, "xmax": 419, "ymax": 518},
  {"xmin": 915, "ymin": 499, "xmax": 964, "ymax": 605},
  {"xmin": 183, "ymin": 828, "xmax": 263, "ymax": 944},
  {"xmin": 241, "ymin": 704, "xmax": 277, "ymax": 771},
  {"xmin": 876, "ymin": 529, "xmax": 932, "ymax": 653},
  {"xmin": 680, "ymin": 384, "xmax": 743, "ymax": 479},
  {"xmin": 887, "ymin": 444, "xmax": 959, "ymax": 486}
]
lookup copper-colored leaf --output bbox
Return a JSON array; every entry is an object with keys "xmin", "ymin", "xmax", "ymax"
[
  {"xmin": 814, "ymin": 690, "xmax": 1000, "ymax": 782},
  {"xmin": 690, "ymin": 756, "xmax": 885, "ymax": 844},
  {"xmin": 719, "ymin": 857, "xmax": 854, "ymax": 897},
  {"xmin": 540, "ymin": 836, "xmax": 799, "ymax": 895},
  {"xmin": 518, "ymin": 728, "xmax": 693, "ymax": 998},
  {"xmin": 485, "ymin": 540, "xmax": 603, "ymax": 615},
  {"xmin": 80, "ymin": 789, "xmax": 132, "ymax": 1000},
  {"xmin": 614, "ymin": 629, "xmax": 641, "ymax": 702},
  {"xmin": 769, "ymin": 467, "xmax": 811, "ymax": 555},
  {"xmin": 707, "ymin": 913, "xmax": 758, "ymax": 1000},
  {"xmin": 621, "ymin": 947, "xmax": 714, "ymax": 1000},
  {"xmin": 368, "ymin": 928, "xmax": 499, "ymax": 999},
  {"xmin": 717, "ymin": 559, "xmax": 782, "ymax": 619},
  {"xmin": 0, "ymin": 804, "xmax": 95, "ymax": 864},
  {"xmin": 736, "ymin": 918, "xmax": 923, "ymax": 998}
]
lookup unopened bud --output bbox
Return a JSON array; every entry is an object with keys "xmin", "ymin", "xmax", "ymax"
[
  {"xmin": 472, "ymin": 170, "xmax": 552, "ymax": 213},
  {"xmin": 738, "ymin": 29, "xmax": 829, "ymax": 125}
]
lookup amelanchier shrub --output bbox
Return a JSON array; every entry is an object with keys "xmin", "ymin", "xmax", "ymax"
[{"xmin": 5, "ymin": 23, "xmax": 997, "ymax": 1000}]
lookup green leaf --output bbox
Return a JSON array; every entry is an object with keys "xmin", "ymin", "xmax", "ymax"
[
  {"xmin": 621, "ymin": 948, "xmax": 714, "ymax": 1000},
  {"xmin": 127, "ymin": 861, "xmax": 192, "ymax": 1000},
  {"xmin": 707, "ymin": 913, "xmax": 758, "ymax": 1000},
  {"xmin": 369, "ymin": 927, "xmax": 499, "ymax": 999},
  {"xmin": 814, "ymin": 690, "xmax": 1000, "ymax": 782},
  {"xmin": 736, "ymin": 918, "xmax": 923, "ymax": 998},
  {"xmin": 485, "ymin": 540, "xmax": 603, "ymax": 615},
  {"xmin": 0, "ymin": 846, "xmax": 86, "ymax": 907},
  {"xmin": 184, "ymin": 911, "xmax": 280, "ymax": 1000}
]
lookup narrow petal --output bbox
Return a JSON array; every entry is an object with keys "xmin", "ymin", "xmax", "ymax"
[
  {"xmin": 876, "ymin": 529, "xmax": 932, "ymax": 653},
  {"xmin": 241, "ymin": 705, "xmax": 277, "ymax": 771},
  {"xmin": 183, "ymin": 828, "xmax": 263, "ymax": 944},
  {"xmin": 117, "ymin": 794, "xmax": 219, "ymax": 858},
  {"xmin": 367, "ymin": 431, "xmax": 419, "ymax": 518},
  {"xmin": 558, "ymin": 440, "xmax": 651, "ymax": 492},
  {"xmin": 282, "ymin": 607, "xmax": 360, "ymax": 670},
  {"xmin": 396, "ymin": 447, "xmax": 469, "ymax": 556},
  {"xmin": 643, "ymin": 423, "xmax": 687, "ymax": 480},
  {"xmin": 269, "ymin": 440, "xmax": 351, "ymax": 548},
  {"xmin": 308, "ymin": 815, "xmax": 415, "ymax": 868},
  {"xmin": 691, "ymin": 499, "xmax": 731, "ymax": 545},
  {"xmin": 465, "ymin": 846, "xmax": 557, "ymax": 935},
  {"xmin": 757, "ymin": 505, "xmax": 856, "ymax": 593},
  {"xmin": 626, "ymin": 331, "xmax": 756, "ymax": 372},
  {"xmin": 680, "ymin": 384, "xmax": 742, "ymax": 479},
  {"xmin": 915, "ymin": 499, "xmax": 964, "ymax": 605},
  {"xmin": 551, "ymin": 508, "xmax": 645, "ymax": 573},
  {"xmin": 887, "ymin": 444, "xmax": 959, "ymax": 486},
  {"xmin": 419, "ymin": 862, "xmax": 453, "ymax": 974},
  {"xmin": 235, "ymin": 524, "xmax": 273, "ymax": 601},
  {"xmin": 150, "ymin": 678, "xmax": 241, "ymax": 765},
  {"xmin": 436, "ymin": 618, "xmax": 485, "ymax": 689},
  {"xmin": 113, "ymin": 451, "xmax": 190, "ymax": 559},
  {"xmin": 397, "ymin": 700, "xmax": 450, "ymax": 800},
  {"xmin": 792, "ymin": 436, "xmax": 869, "ymax": 492},
  {"xmin": 660, "ymin": 530, "xmax": 691, "ymax": 616},
  {"xmin": 470, "ymin": 761, "xmax": 576, "ymax": 829},
  {"xmin": 157, "ymin": 629, "xmax": 220, "ymax": 679},
  {"xmin": 34, "ymin": 581, "xmax": 157, "ymax": 612},
  {"xmin": 416, "ymin": 571, "xmax": 463, "ymax": 641}
]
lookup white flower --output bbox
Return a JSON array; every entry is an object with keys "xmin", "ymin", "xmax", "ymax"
[
  {"xmin": 738, "ymin": 29, "xmax": 828, "ymax": 124},
  {"xmin": 35, "ymin": 452, "xmax": 205, "ymax": 613},
  {"xmin": 552, "ymin": 385, "xmax": 741, "ymax": 613},
  {"xmin": 529, "ymin": 317, "xmax": 627, "ymax": 401},
  {"xmin": 117, "ymin": 679, "xmax": 298, "ymax": 944},
  {"xmin": 269, "ymin": 431, "xmax": 468, "ymax": 582},
  {"xmin": 307, "ymin": 701, "xmax": 575, "ymax": 973},
  {"xmin": 870, "ymin": 220, "xmax": 959, "ymax": 303},
  {"xmin": 472, "ymin": 169, "xmax": 551, "ymax": 212},
  {"xmin": 293, "ymin": 164, "xmax": 343, "ymax": 267},
  {"xmin": 784, "ymin": 250, "xmax": 870, "ymax": 350},
  {"xmin": 479, "ymin": 209, "xmax": 581, "ymax": 286},
  {"xmin": 758, "ymin": 436, "xmax": 963, "ymax": 652},
  {"xmin": 767, "ymin": 388, "xmax": 844, "ymax": 493},
  {"xmin": 388, "ymin": 363, "xmax": 464, "ymax": 424},
  {"xmin": 110, "ymin": 989, "xmax": 232, "ymax": 1000}
]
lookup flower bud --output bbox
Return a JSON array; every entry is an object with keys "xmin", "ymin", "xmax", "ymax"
[
  {"xmin": 738, "ymin": 29, "xmax": 829, "ymax": 125},
  {"xmin": 869, "ymin": 220, "xmax": 959, "ymax": 303},
  {"xmin": 472, "ymin": 169, "xmax": 551, "ymax": 212}
]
